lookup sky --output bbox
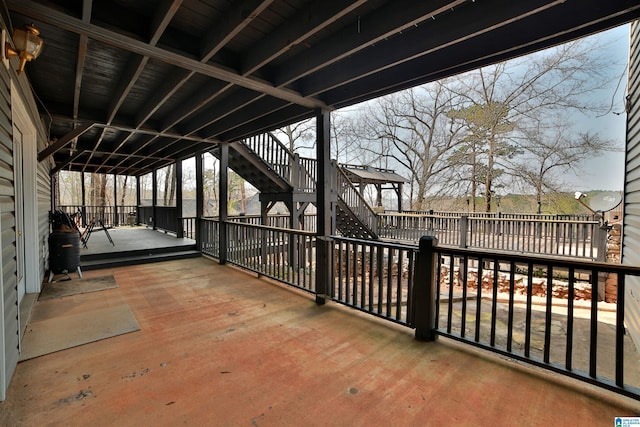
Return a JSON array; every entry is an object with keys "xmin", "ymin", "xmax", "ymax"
[
  {"xmin": 320, "ymin": 24, "xmax": 633, "ymax": 195},
  {"xmin": 540, "ymin": 25, "xmax": 630, "ymax": 192}
]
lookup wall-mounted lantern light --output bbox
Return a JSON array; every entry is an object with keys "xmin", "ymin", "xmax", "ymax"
[{"xmin": 5, "ymin": 24, "xmax": 43, "ymax": 74}]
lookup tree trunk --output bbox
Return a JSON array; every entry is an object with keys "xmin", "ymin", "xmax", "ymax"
[
  {"xmin": 120, "ymin": 175, "xmax": 128, "ymax": 206},
  {"xmin": 484, "ymin": 137, "xmax": 495, "ymax": 213},
  {"xmin": 240, "ymin": 180, "xmax": 246, "ymax": 213}
]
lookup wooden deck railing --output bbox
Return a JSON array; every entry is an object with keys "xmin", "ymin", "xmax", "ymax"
[
  {"xmin": 58, "ymin": 204, "xmax": 137, "ymax": 227},
  {"xmin": 199, "ymin": 220, "xmax": 640, "ymax": 399},
  {"xmin": 379, "ymin": 212, "xmax": 606, "ymax": 260}
]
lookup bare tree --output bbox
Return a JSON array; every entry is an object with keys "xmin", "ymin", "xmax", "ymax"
[
  {"xmin": 356, "ymin": 83, "xmax": 465, "ymax": 210},
  {"xmin": 279, "ymin": 118, "xmax": 315, "ymax": 154},
  {"xmin": 162, "ymin": 164, "xmax": 176, "ymax": 206},
  {"xmin": 510, "ymin": 122, "xmax": 618, "ymax": 213},
  {"xmin": 446, "ymin": 37, "xmax": 617, "ymax": 211}
]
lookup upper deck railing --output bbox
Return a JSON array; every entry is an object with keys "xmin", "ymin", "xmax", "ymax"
[{"xmin": 378, "ymin": 212, "xmax": 606, "ymax": 261}]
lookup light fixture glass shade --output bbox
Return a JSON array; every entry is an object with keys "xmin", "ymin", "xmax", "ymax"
[{"xmin": 5, "ymin": 24, "xmax": 44, "ymax": 74}]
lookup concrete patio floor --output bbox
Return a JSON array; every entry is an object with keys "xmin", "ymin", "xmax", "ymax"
[{"xmin": 2, "ymin": 257, "xmax": 639, "ymax": 426}]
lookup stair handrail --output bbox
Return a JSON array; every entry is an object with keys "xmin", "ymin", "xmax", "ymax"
[
  {"xmin": 241, "ymin": 132, "xmax": 293, "ymax": 184},
  {"xmin": 238, "ymin": 133, "xmax": 377, "ymax": 236},
  {"xmin": 336, "ymin": 164, "xmax": 378, "ymax": 235},
  {"xmin": 294, "ymin": 155, "xmax": 317, "ymax": 193}
]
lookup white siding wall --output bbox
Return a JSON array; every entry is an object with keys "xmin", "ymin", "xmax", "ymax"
[
  {"xmin": 624, "ymin": 20, "xmax": 640, "ymax": 350},
  {"xmin": 0, "ymin": 34, "xmax": 17, "ymax": 401}
]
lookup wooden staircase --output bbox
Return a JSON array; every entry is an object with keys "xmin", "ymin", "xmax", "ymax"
[{"xmin": 215, "ymin": 132, "xmax": 378, "ymax": 239}]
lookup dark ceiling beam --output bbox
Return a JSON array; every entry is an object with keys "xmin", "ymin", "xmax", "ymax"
[
  {"xmin": 135, "ymin": 0, "xmax": 275, "ymax": 136},
  {"xmin": 145, "ymin": 89, "xmax": 272, "ymax": 164},
  {"xmin": 298, "ymin": 0, "xmax": 566, "ymax": 97},
  {"xmin": 200, "ymin": 97, "xmax": 291, "ymax": 140},
  {"xmin": 111, "ymin": 0, "xmax": 182, "ymax": 126},
  {"xmin": 165, "ymin": 0, "xmax": 371, "ymax": 141},
  {"xmin": 64, "ymin": 159, "xmax": 149, "ymax": 176},
  {"xmin": 271, "ymin": 0, "xmax": 466, "ymax": 87},
  {"xmin": 133, "ymin": 69, "xmax": 192, "ymax": 128},
  {"xmin": 180, "ymin": 89, "xmax": 265, "ymax": 135},
  {"xmin": 150, "ymin": 0, "xmax": 183, "ymax": 45},
  {"xmin": 214, "ymin": 104, "xmax": 313, "ymax": 143},
  {"xmin": 81, "ymin": 126, "xmax": 109, "ymax": 172},
  {"xmin": 156, "ymin": 142, "xmax": 217, "ymax": 164},
  {"xmin": 38, "ymin": 122, "xmax": 94, "ymax": 162},
  {"xmin": 240, "ymin": 0, "xmax": 368, "ymax": 76},
  {"xmin": 73, "ymin": 0, "xmax": 92, "ymax": 121},
  {"xmin": 151, "ymin": 1, "xmax": 276, "ymax": 134},
  {"xmin": 200, "ymin": 0, "xmax": 274, "ymax": 62},
  {"xmin": 50, "ymin": 150, "xmax": 87, "ymax": 175},
  {"xmin": 106, "ymin": 133, "xmax": 161, "ymax": 174},
  {"xmin": 92, "ymin": 123, "xmax": 220, "ymax": 144},
  {"xmin": 158, "ymin": 79, "xmax": 231, "ymax": 132},
  {"xmin": 321, "ymin": 1, "xmax": 640, "ymax": 108},
  {"xmin": 97, "ymin": 0, "xmax": 183, "ymax": 170},
  {"xmin": 7, "ymin": 0, "xmax": 326, "ymax": 109},
  {"xmin": 164, "ymin": 0, "xmax": 464, "ymax": 144},
  {"xmin": 143, "ymin": 91, "xmax": 281, "ymax": 161},
  {"xmin": 51, "ymin": 150, "xmax": 172, "ymax": 175},
  {"xmin": 107, "ymin": 56, "xmax": 149, "ymax": 124}
]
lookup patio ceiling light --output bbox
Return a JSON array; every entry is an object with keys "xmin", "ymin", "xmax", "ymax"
[{"xmin": 5, "ymin": 24, "xmax": 44, "ymax": 74}]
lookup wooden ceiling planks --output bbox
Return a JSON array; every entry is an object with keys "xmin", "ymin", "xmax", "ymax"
[{"xmin": 8, "ymin": 0, "xmax": 640, "ymax": 176}]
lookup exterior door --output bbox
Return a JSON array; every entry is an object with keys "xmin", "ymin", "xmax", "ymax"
[{"xmin": 12, "ymin": 124, "xmax": 25, "ymax": 304}]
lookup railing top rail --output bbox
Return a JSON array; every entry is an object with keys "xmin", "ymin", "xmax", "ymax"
[
  {"xmin": 380, "ymin": 212, "xmax": 600, "ymax": 225},
  {"xmin": 204, "ymin": 217, "xmax": 316, "ymax": 236},
  {"xmin": 436, "ymin": 244, "xmax": 638, "ymax": 273},
  {"xmin": 332, "ymin": 235, "xmax": 420, "ymax": 252},
  {"xmin": 337, "ymin": 233, "xmax": 637, "ymax": 273}
]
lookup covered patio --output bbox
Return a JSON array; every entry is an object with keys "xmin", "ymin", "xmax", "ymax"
[
  {"xmin": 2, "ymin": 257, "xmax": 638, "ymax": 425},
  {"xmin": 3, "ymin": 0, "xmax": 640, "ymax": 411}
]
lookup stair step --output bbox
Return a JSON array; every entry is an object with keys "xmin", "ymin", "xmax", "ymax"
[
  {"xmin": 81, "ymin": 250, "xmax": 201, "ymax": 271},
  {"xmin": 81, "ymin": 244, "xmax": 197, "ymax": 262}
]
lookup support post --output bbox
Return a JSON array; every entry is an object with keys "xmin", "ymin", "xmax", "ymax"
[
  {"xmin": 81, "ymin": 172, "xmax": 87, "ymax": 227},
  {"xmin": 152, "ymin": 169, "xmax": 158, "ymax": 230},
  {"xmin": 459, "ymin": 215, "xmax": 468, "ymax": 248},
  {"xmin": 316, "ymin": 109, "xmax": 332, "ymax": 304},
  {"xmin": 176, "ymin": 160, "xmax": 184, "ymax": 238},
  {"xmin": 219, "ymin": 144, "xmax": 229, "ymax": 264},
  {"xmin": 113, "ymin": 173, "xmax": 118, "ymax": 226},
  {"xmin": 315, "ymin": 236, "xmax": 333, "ymax": 305},
  {"xmin": 135, "ymin": 175, "xmax": 141, "ymax": 225},
  {"xmin": 413, "ymin": 236, "xmax": 439, "ymax": 341},
  {"xmin": 596, "ymin": 223, "xmax": 608, "ymax": 263},
  {"xmin": 195, "ymin": 152, "xmax": 204, "ymax": 251}
]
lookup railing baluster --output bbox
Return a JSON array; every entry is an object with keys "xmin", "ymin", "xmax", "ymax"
[
  {"xmin": 460, "ymin": 256, "xmax": 468, "ymax": 338},
  {"xmin": 566, "ymin": 267, "xmax": 575, "ymax": 371},
  {"xmin": 475, "ymin": 257, "xmax": 483, "ymax": 342},
  {"xmin": 544, "ymin": 265, "xmax": 553, "ymax": 363},
  {"xmin": 447, "ymin": 255, "xmax": 454, "ymax": 334},
  {"xmin": 589, "ymin": 267, "xmax": 599, "ymax": 378},
  {"xmin": 616, "ymin": 273, "xmax": 625, "ymax": 387},
  {"xmin": 507, "ymin": 261, "xmax": 515, "ymax": 353},
  {"xmin": 525, "ymin": 263, "xmax": 534, "ymax": 358}
]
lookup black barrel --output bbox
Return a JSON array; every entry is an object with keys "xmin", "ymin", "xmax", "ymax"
[{"xmin": 49, "ymin": 231, "xmax": 81, "ymax": 274}]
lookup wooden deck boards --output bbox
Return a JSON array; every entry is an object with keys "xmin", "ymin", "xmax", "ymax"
[{"xmin": 2, "ymin": 257, "xmax": 638, "ymax": 425}]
